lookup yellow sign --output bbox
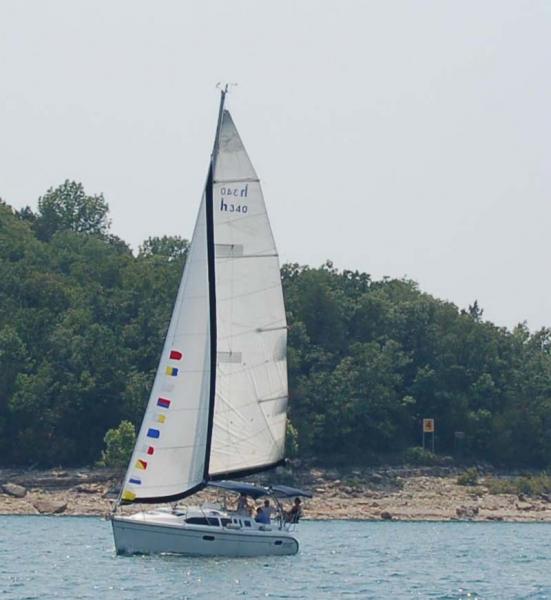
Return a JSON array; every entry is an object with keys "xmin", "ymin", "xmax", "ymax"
[{"xmin": 423, "ymin": 418, "xmax": 435, "ymax": 433}]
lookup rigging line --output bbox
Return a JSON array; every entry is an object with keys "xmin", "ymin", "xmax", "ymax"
[
  {"xmin": 210, "ymin": 420, "xmax": 266, "ymax": 450},
  {"xmin": 216, "ymin": 282, "xmax": 282, "ymax": 303},
  {"xmin": 216, "ymin": 358, "xmax": 287, "ymax": 378},
  {"xmin": 214, "ymin": 422, "xmax": 281, "ymax": 454},
  {"xmin": 215, "ymin": 210, "xmax": 273, "ymax": 226},
  {"xmin": 214, "ymin": 385, "xmax": 251, "ymax": 425}
]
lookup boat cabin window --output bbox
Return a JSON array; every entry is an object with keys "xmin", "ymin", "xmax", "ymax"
[
  {"xmin": 244, "ymin": 520, "xmax": 251, "ymax": 527},
  {"xmin": 185, "ymin": 517, "xmax": 220, "ymax": 527},
  {"xmin": 220, "ymin": 518, "xmax": 232, "ymax": 527}
]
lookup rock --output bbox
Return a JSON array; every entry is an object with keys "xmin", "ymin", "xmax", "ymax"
[
  {"xmin": 369, "ymin": 473, "xmax": 384, "ymax": 484},
  {"xmin": 486, "ymin": 515, "xmax": 504, "ymax": 521},
  {"xmin": 1, "ymin": 483, "xmax": 27, "ymax": 498},
  {"xmin": 51, "ymin": 470, "xmax": 69, "ymax": 478},
  {"xmin": 456, "ymin": 505, "xmax": 479, "ymax": 519},
  {"xmin": 33, "ymin": 500, "xmax": 67, "ymax": 514},
  {"xmin": 102, "ymin": 482, "xmax": 121, "ymax": 498},
  {"xmin": 516, "ymin": 501, "xmax": 534, "ymax": 511},
  {"xmin": 73, "ymin": 483, "xmax": 102, "ymax": 494},
  {"xmin": 380, "ymin": 511, "xmax": 393, "ymax": 520}
]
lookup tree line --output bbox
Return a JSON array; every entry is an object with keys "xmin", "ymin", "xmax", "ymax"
[{"xmin": 1, "ymin": 181, "xmax": 550, "ymax": 468}]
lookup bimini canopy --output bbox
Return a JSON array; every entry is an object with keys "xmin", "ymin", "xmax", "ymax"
[
  {"xmin": 208, "ymin": 480, "xmax": 269, "ymax": 499},
  {"xmin": 208, "ymin": 480, "xmax": 311, "ymax": 499},
  {"xmin": 270, "ymin": 484, "xmax": 313, "ymax": 499}
]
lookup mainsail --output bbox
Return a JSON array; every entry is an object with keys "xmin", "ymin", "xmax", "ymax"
[{"xmin": 120, "ymin": 91, "xmax": 287, "ymax": 504}]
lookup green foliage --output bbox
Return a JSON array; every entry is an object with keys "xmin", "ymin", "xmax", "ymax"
[
  {"xmin": 286, "ymin": 420, "xmax": 300, "ymax": 458},
  {"xmin": 33, "ymin": 180, "xmax": 111, "ymax": 240},
  {"xmin": 485, "ymin": 473, "xmax": 551, "ymax": 497},
  {"xmin": 101, "ymin": 420, "xmax": 136, "ymax": 468},
  {"xmin": 402, "ymin": 447, "xmax": 440, "ymax": 466},
  {"xmin": 2, "ymin": 184, "xmax": 551, "ymax": 469},
  {"xmin": 457, "ymin": 467, "xmax": 479, "ymax": 486},
  {"xmin": 139, "ymin": 235, "xmax": 189, "ymax": 261}
]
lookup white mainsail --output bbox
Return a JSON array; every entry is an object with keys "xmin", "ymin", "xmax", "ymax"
[
  {"xmin": 120, "ymin": 93, "xmax": 286, "ymax": 504},
  {"xmin": 209, "ymin": 111, "xmax": 288, "ymax": 478}
]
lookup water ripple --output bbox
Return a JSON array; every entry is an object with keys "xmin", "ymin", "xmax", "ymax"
[{"xmin": 1, "ymin": 517, "xmax": 551, "ymax": 599}]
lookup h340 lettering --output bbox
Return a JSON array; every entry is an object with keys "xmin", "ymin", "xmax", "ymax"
[{"xmin": 219, "ymin": 184, "xmax": 248, "ymax": 214}]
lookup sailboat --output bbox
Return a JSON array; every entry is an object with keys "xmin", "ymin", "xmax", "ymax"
[{"xmin": 111, "ymin": 87, "xmax": 311, "ymax": 557}]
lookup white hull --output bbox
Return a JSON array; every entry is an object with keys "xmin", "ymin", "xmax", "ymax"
[{"xmin": 112, "ymin": 514, "xmax": 299, "ymax": 557}]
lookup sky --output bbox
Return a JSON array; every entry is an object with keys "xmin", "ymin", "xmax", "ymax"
[{"xmin": 0, "ymin": 1, "xmax": 550, "ymax": 330}]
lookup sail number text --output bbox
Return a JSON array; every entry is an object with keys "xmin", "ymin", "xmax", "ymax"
[{"xmin": 219, "ymin": 184, "xmax": 248, "ymax": 214}]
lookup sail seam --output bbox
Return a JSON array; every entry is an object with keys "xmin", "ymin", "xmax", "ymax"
[
  {"xmin": 216, "ymin": 253, "xmax": 279, "ymax": 259},
  {"xmin": 214, "ymin": 177, "xmax": 259, "ymax": 184}
]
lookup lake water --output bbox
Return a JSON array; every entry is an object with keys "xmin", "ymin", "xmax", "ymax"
[{"xmin": 1, "ymin": 517, "xmax": 550, "ymax": 599}]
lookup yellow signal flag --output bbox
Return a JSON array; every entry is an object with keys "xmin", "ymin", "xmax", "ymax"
[
  {"xmin": 122, "ymin": 490, "xmax": 136, "ymax": 502},
  {"xmin": 156, "ymin": 414, "xmax": 166, "ymax": 424}
]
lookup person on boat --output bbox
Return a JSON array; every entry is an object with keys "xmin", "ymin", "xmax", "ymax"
[
  {"xmin": 236, "ymin": 493, "xmax": 250, "ymax": 515},
  {"xmin": 255, "ymin": 506, "xmax": 270, "ymax": 524},
  {"xmin": 263, "ymin": 499, "xmax": 274, "ymax": 522},
  {"xmin": 285, "ymin": 497, "xmax": 303, "ymax": 523}
]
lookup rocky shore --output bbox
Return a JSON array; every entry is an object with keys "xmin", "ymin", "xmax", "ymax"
[{"xmin": 1, "ymin": 466, "xmax": 551, "ymax": 521}]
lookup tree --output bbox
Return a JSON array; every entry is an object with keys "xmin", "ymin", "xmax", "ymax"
[
  {"xmin": 101, "ymin": 421, "xmax": 136, "ymax": 467},
  {"xmin": 139, "ymin": 235, "xmax": 189, "ymax": 261},
  {"xmin": 34, "ymin": 180, "xmax": 111, "ymax": 240},
  {"xmin": 3, "ymin": 187, "xmax": 551, "ymax": 469}
]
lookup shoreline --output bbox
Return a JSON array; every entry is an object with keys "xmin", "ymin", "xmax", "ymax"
[{"xmin": 1, "ymin": 466, "xmax": 551, "ymax": 522}]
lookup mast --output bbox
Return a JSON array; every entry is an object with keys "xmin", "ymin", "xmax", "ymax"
[
  {"xmin": 202, "ymin": 85, "xmax": 227, "ymax": 479},
  {"xmin": 212, "ymin": 84, "xmax": 228, "ymax": 166}
]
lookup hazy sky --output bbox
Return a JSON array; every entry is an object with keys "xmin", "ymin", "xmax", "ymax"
[{"xmin": 1, "ymin": 1, "xmax": 550, "ymax": 330}]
